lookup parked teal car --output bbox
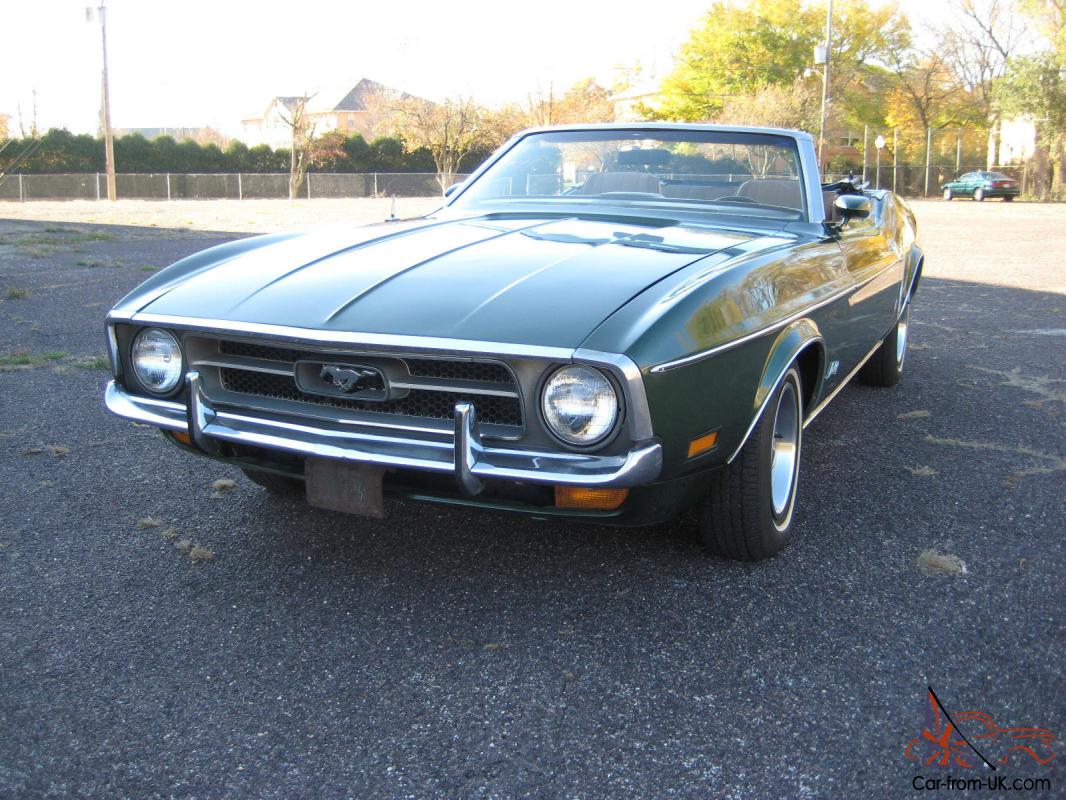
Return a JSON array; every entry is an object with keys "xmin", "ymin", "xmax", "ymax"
[
  {"xmin": 941, "ymin": 171, "xmax": 1019, "ymax": 201},
  {"xmin": 104, "ymin": 124, "xmax": 922, "ymax": 560}
]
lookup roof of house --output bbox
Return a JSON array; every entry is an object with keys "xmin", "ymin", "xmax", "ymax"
[{"xmin": 242, "ymin": 79, "xmax": 413, "ymax": 123}]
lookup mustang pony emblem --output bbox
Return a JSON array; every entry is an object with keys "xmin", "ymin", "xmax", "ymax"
[{"xmin": 318, "ymin": 365, "xmax": 379, "ymax": 393}]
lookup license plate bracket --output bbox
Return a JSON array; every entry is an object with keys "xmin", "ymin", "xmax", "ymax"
[{"xmin": 304, "ymin": 457, "xmax": 386, "ymax": 519}]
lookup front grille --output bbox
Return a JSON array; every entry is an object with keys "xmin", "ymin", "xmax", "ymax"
[
  {"xmin": 207, "ymin": 338, "xmax": 524, "ymax": 431},
  {"xmin": 219, "ymin": 340, "xmax": 513, "ymax": 384},
  {"xmin": 219, "ymin": 368, "xmax": 522, "ymax": 426}
]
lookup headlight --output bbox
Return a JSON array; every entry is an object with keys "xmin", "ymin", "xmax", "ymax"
[
  {"xmin": 541, "ymin": 365, "xmax": 619, "ymax": 446},
  {"xmin": 131, "ymin": 328, "xmax": 183, "ymax": 394}
]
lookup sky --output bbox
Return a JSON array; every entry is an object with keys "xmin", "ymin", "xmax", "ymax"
[{"xmin": 1, "ymin": 0, "xmax": 958, "ymax": 139}]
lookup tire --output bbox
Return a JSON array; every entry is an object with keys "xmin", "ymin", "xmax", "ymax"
[
  {"xmin": 943, "ymin": 188, "xmax": 953, "ymax": 201},
  {"xmin": 974, "ymin": 188, "xmax": 985, "ymax": 202},
  {"xmin": 698, "ymin": 367, "xmax": 803, "ymax": 560},
  {"xmin": 241, "ymin": 467, "xmax": 304, "ymax": 495},
  {"xmin": 1003, "ymin": 195, "xmax": 1014, "ymax": 202},
  {"xmin": 860, "ymin": 302, "xmax": 910, "ymax": 388}
]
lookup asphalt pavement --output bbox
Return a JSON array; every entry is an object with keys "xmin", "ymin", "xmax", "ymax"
[{"xmin": 0, "ymin": 205, "xmax": 1062, "ymax": 798}]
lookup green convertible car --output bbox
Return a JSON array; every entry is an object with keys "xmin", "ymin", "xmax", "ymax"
[
  {"xmin": 941, "ymin": 171, "xmax": 1019, "ymax": 201},
  {"xmin": 104, "ymin": 124, "xmax": 922, "ymax": 560}
]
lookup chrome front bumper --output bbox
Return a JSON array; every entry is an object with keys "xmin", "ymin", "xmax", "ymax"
[{"xmin": 104, "ymin": 372, "xmax": 662, "ymax": 491}]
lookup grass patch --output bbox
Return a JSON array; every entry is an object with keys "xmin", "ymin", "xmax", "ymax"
[
  {"xmin": 141, "ymin": 266, "xmax": 158, "ymax": 272},
  {"xmin": 75, "ymin": 355, "xmax": 111, "ymax": 369},
  {"xmin": 5, "ymin": 287, "xmax": 29, "ymax": 300},
  {"xmin": 0, "ymin": 350, "xmax": 67, "ymax": 366}
]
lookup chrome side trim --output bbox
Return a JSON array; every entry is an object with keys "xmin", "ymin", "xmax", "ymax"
[
  {"xmin": 726, "ymin": 365, "xmax": 793, "ymax": 465},
  {"xmin": 649, "ymin": 257, "xmax": 901, "ymax": 373},
  {"xmin": 109, "ymin": 312, "xmax": 576, "ymax": 362},
  {"xmin": 802, "ymin": 340, "xmax": 882, "ymax": 429},
  {"xmin": 725, "ymin": 336, "xmax": 824, "ymax": 465},
  {"xmin": 105, "ymin": 379, "xmax": 663, "ymax": 488}
]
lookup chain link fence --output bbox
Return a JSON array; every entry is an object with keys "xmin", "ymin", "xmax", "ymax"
[
  {"xmin": 0, "ymin": 165, "xmax": 1039, "ymax": 202},
  {"xmin": 824, "ymin": 165, "xmax": 1025, "ymax": 196},
  {"xmin": 0, "ymin": 172, "xmax": 464, "ymax": 201}
]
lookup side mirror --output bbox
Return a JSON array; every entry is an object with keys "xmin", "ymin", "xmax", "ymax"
[
  {"xmin": 444, "ymin": 180, "xmax": 465, "ymax": 198},
  {"xmin": 834, "ymin": 194, "xmax": 871, "ymax": 222}
]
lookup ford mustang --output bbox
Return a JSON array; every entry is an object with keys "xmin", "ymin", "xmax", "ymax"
[{"xmin": 104, "ymin": 124, "xmax": 922, "ymax": 560}]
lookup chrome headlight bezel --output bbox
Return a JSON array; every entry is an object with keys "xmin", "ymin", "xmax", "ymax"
[
  {"xmin": 130, "ymin": 327, "xmax": 184, "ymax": 396},
  {"xmin": 539, "ymin": 364, "xmax": 621, "ymax": 448}
]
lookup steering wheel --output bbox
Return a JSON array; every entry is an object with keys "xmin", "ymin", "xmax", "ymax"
[{"xmin": 711, "ymin": 195, "xmax": 759, "ymax": 205}]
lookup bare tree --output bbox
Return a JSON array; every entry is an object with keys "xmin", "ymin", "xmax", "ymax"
[
  {"xmin": 388, "ymin": 96, "xmax": 488, "ymax": 192},
  {"xmin": 276, "ymin": 94, "xmax": 317, "ymax": 199},
  {"xmin": 358, "ymin": 87, "xmax": 406, "ymax": 141},
  {"xmin": 940, "ymin": 0, "xmax": 1031, "ymax": 166},
  {"xmin": 524, "ymin": 79, "xmax": 615, "ymax": 126},
  {"xmin": 715, "ymin": 79, "xmax": 821, "ymax": 131}
]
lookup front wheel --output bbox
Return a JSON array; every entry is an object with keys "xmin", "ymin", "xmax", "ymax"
[
  {"xmin": 974, "ymin": 188, "xmax": 986, "ymax": 201},
  {"xmin": 943, "ymin": 188, "xmax": 953, "ymax": 201},
  {"xmin": 698, "ymin": 367, "xmax": 803, "ymax": 560},
  {"xmin": 860, "ymin": 303, "xmax": 910, "ymax": 387}
]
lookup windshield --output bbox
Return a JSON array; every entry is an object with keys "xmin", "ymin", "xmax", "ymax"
[{"xmin": 452, "ymin": 129, "xmax": 807, "ymax": 221}]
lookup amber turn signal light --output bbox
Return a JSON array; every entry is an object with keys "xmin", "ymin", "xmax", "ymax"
[
  {"xmin": 554, "ymin": 486, "xmax": 629, "ymax": 510},
  {"xmin": 171, "ymin": 431, "xmax": 192, "ymax": 445},
  {"xmin": 686, "ymin": 430, "xmax": 718, "ymax": 458}
]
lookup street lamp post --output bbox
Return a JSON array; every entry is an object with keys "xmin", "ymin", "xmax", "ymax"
[
  {"xmin": 816, "ymin": 0, "xmax": 834, "ymax": 171},
  {"xmin": 87, "ymin": 2, "xmax": 116, "ymax": 201},
  {"xmin": 874, "ymin": 134, "xmax": 885, "ymax": 189}
]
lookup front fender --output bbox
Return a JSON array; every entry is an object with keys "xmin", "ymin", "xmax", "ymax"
[{"xmin": 728, "ymin": 319, "xmax": 824, "ymax": 463}]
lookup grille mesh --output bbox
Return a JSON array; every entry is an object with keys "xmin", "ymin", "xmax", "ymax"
[
  {"xmin": 218, "ymin": 367, "xmax": 522, "ymax": 426},
  {"xmin": 219, "ymin": 339, "xmax": 513, "ymax": 384}
]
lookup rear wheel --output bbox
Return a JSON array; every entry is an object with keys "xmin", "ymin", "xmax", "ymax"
[
  {"xmin": 974, "ymin": 188, "xmax": 986, "ymax": 201},
  {"xmin": 860, "ymin": 303, "xmax": 910, "ymax": 388},
  {"xmin": 943, "ymin": 188, "xmax": 953, "ymax": 201},
  {"xmin": 1003, "ymin": 195, "xmax": 1014, "ymax": 202},
  {"xmin": 698, "ymin": 367, "xmax": 803, "ymax": 560},
  {"xmin": 241, "ymin": 467, "xmax": 304, "ymax": 495}
]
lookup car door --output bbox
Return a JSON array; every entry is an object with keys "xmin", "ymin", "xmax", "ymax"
[{"xmin": 832, "ymin": 199, "xmax": 902, "ymax": 369}]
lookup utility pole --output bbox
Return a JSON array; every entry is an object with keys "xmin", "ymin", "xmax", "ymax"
[
  {"xmin": 88, "ymin": 2, "xmax": 117, "ymax": 201},
  {"xmin": 816, "ymin": 0, "xmax": 834, "ymax": 170}
]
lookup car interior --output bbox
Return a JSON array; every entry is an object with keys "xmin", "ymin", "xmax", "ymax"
[{"xmin": 570, "ymin": 147, "xmax": 807, "ymax": 213}]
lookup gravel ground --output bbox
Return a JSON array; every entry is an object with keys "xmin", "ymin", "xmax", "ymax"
[
  {"xmin": 0, "ymin": 199, "xmax": 1062, "ymax": 798},
  {"xmin": 0, "ymin": 197, "xmax": 442, "ymax": 234}
]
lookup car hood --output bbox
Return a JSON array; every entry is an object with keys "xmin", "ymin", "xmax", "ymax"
[{"xmin": 136, "ymin": 215, "xmax": 763, "ymax": 349}]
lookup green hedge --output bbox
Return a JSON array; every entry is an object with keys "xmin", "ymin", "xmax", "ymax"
[{"xmin": 1, "ymin": 128, "xmax": 492, "ymax": 174}]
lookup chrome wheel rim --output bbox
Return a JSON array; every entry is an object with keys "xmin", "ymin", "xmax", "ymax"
[
  {"xmin": 896, "ymin": 305, "xmax": 910, "ymax": 369},
  {"xmin": 770, "ymin": 380, "xmax": 800, "ymax": 520},
  {"xmin": 943, "ymin": 189, "xmax": 951, "ymax": 200}
]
